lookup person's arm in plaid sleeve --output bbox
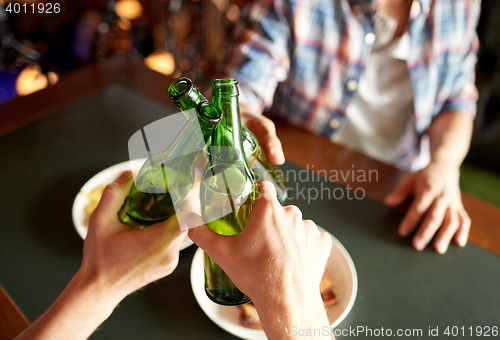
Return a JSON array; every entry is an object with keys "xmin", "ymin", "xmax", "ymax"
[
  {"xmin": 385, "ymin": 1, "xmax": 481, "ymax": 254},
  {"xmin": 221, "ymin": 0, "xmax": 292, "ymax": 165}
]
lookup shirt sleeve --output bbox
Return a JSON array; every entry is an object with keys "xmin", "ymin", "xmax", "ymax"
[
  {"xmin": 220, "ymin": 0, "xmax": 292, "ymax": 114},
  {"xmin": 439, "ymin": 0, "xmax": 481, "ymax": 116}
]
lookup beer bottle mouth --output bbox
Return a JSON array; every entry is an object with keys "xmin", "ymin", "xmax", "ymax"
[
  {"xmin": 212, "ymin": 79, "xmax": 239, "ymax": 97},
  {"xmin": 196, "ymin": 101, "xmax": 222, "ymax": 125},
  {"xmin": 168, "ymin": 77, "xmax": 194, "ymax": 102}
]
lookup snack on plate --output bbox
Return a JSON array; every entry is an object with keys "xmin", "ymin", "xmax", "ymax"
[
  {"xmin": 81, "ymin": 185, "xmax": 107, "ymax": 227},
  {"xmin": 320, "ymin": 273, "xmax": 337, "ymax": 307},
  {"xmin": 238, "ymin": 302, "xmax": 262, "ymax": 330},
  {"xmin": 238, "ymin": 273, "xmax": 338, "ymax": 329},
  {"xmin": 319, "ymin": 273, "xmax": 334, "ymax": 292}
]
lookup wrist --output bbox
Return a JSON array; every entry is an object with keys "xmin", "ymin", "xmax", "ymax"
[
  {"xmin": 77, "ymin": 257, "xmax": 138, "ymax": 301},
  {"xmin": 252, "ymin": 283, "xmax": 329, "ymax": 339},
  {"xmin": 429, "ymin": 155, "xmax": 462, "ymax": 171},
  {"xmin": 427, "ymin": 156, "xmax": 462, "ymax": 176},
  {"xmin": 15, "ymin": 269, "xmax": 127, "ymax": 340},
  {"xmin": 426, "ymin": 159, "xmax": 461, "ymax": 178},
  {"xmin": 68, "ymin": 268, "xmax": 127, "ymax": 316}
]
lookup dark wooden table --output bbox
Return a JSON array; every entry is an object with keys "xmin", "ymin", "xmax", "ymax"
[{"xmin": 1, "ymin": 55, "xmax": 499, "ymax": 340}]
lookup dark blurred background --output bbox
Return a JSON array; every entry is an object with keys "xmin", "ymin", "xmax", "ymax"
[
  {"xmin": 0, "ymin": 0, "xmax": 244, "ymax": 97},
  {"xmin": 1, "ymin": 0, "xmax": 499, "ymax": 205}
]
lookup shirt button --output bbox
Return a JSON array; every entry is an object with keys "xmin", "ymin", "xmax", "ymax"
[
  {"xmin": 329, "ymin": 118, "xmax": 340, "ymax": 129},
  {"xmin": 364, "ymin": 32, "xmax": 375, "ymax": 45},
  {"xmin": 346, "ymin": 79, "xmax": 358, "ymax": 91}
]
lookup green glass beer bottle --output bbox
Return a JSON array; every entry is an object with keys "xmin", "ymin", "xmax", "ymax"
[
  {"xmin": 200, "ymin": 79, "xmax": 257, "ymax": 305},
  {"xmin": 168, "ymin": 77, "xmax": 208, "ymax": 117},
  {"xmin": 210, "ymin": 81, "xmax": 288, "ymax": 204},
  {"xmin": 168, "ymin": 77, "xmax": 288, "ymax": 203},
  {"xmin": 118, "ymin": 101, "xmax": 222, "ymax": 229}
]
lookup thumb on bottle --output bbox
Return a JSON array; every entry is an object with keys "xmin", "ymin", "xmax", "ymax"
[
  {"xmin": 92, "ymin": 171, "xmax": 133, "ymax": 226},
  {"xmin": 187, "ymin": 213, "xmax": 224, "ymax": 251}
]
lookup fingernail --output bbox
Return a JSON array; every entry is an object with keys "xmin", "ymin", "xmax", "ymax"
[
  {"xmin": 399, "ymin": 227, "xmax": 409, "ymax": 237},
  {"xmin": 437, "ymin": 243, "xmax": 447, "ymax": 254},
  {"xmin": 117, "ymin": 171, "xmax": 133, "ymax": 182},
  {"xmin": 414, "ymin": 239, "xmax": 425, "ymax": 251},
  {"xmin": 110, "ymin": 171, "xmax": 132, "ymax": 187},
  {"xmin": 458, "ymin": 236, "xmax": 467, "ymax": 247},
  {"xmin": 271, "ymin": 149, "xmax": 285, "ymax": 163},
  {"xmin": 385, "ymin": 196, "xmax": 399, "ymax": 206}
]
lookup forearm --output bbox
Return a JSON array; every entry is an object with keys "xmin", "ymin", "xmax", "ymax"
[
  {"xmin": 427, "ymin": 111, "xmax": 474, "ymax": 168},
  {"xmin": 252, "ymin": 285, "xmax": 331, "ymax": 339},
  {"xmin": 14, "ymin": 269, "xmax": 125, "ymax": 340}
]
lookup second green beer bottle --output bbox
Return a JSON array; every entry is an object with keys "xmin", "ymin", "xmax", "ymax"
[
  {"xmin": 169, "ymin": 77, "xmax": 288, "ymax": 204},
  {"xmin": 118, "ymin": 101, "xmax": 222, "ymax": 229},
  {"xmin": 200, "ymin": 79, "xmax": 257, "ymax": 305}
]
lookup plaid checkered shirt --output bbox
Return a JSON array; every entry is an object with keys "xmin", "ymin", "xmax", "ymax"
[{"xmin": 221, "ymin": 0, "xmax": 480, "ymax": 169}]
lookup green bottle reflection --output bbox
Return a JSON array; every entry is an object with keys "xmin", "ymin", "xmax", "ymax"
[
  {"xmin": 117, "ymin": 101, "xmax": 222, "ymax": 229},
  {"xmin": 200, "ymin": 79, "xmax": 257, "ymax": 305}
]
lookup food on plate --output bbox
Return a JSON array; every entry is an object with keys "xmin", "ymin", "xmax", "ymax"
[
  {"xmin": 320, "ymin": 273, "xmax": 337, "ymax": 307},
  {"xmin": 80, "ymin": 170, "xmax": 140, "ymax": 227},
  {"xmin": 238, "ymin": 273, "xmax": 338, "ymax": 329},
  {"xmin": 239, "ymin": 302, "xmax": 262, "ymax": 329},
  {"xmin": 81, "ymin": 185, "xmax": 107, "ymax": 227},
  {"xmin": 319, "ymin": 273, "xmax": 334, "ymax": 292}
]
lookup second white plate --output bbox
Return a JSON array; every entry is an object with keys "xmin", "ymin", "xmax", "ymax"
[{"xmin": 190, "ymin": 227, "xmax": 358, "ymax": 339}]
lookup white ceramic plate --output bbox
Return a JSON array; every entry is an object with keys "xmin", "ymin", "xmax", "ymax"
[
  {"xmin": 71, "ymin": 159, "xmax": 194, "ymax": 250},
  {"xmin": 190, "ymin": 227, "xmax": 358, "ymax": 339}
]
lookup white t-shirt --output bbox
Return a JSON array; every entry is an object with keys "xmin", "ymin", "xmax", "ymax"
[{"xmin": 332, "ymin": 13, "xmax": 430, "ymax": 171}]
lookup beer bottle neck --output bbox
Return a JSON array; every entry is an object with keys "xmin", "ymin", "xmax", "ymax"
[
  {"xmin": 212, "ymin": 80, "xmax": 245, "ymax": 161},
  {"xmin": 195, "ymin": 101, "xmax": 222, "ymax": 142},
  {"xmin": 168, "ymin": 77, "xmax": 207, "ymax": 118}
]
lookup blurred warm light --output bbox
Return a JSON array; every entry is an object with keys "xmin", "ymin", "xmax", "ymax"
[
  {"xmin": 186, "ymin": 71, "xmax": 196, "ymax": 81},
  {"xmin": 47, "ymin": 72, "xmax": 59, "ymax": 85},
  {"xmin": 198, "ymin": 60, "xmax": 210, "ymax": 72},
  {"xmin": 114, "ymin": 38, "xmax": 132, "ymax": 53},
  {"xmin": 225, "ymin": 3, "xmax": 240, "ymax": 22},
  {"xmin": 168, "ymin": 16, "xmax": 179, "ymax": 27},
  {"xmin": 179, "ymin": 58, "xmax": 191, "ymax": 71},
  {"xmin": 15, "ymin": 65, "xmax": 48, "ymax": 96},
  {"xmin": 14, "ymin": 58, "xmax": 24, "ymax": 67},
  {"xmin": 114, "ymin": 0, "xmax": 143, "ymax": 21},
  {"xmin": 172, "ymin": 70, "xmax": 181, "ymax": 79},
  {"xmin": 115, "ymin": 18, "xmax": 132, "ymax": 31},
  {"xmin": 144, "ymin": 51, "xmax": 175, "ymax": 76},
  {"xmin": 212, "ymin": 0, "xmax": 229, "ymax": 12}
]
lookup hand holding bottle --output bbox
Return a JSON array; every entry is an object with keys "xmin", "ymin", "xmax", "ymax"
[
  {"xmin": 188, "ymin": 181, "xmax": 332, "ymax": 339},
  {"xmin": 83, "ymin": 171, "xmax": 186, "ymax": 297},
  {"xmin": 239, "ymin": 103, "xmax": 285, "ymax": 165},
  {"xmin": 14, "ymin": 171, "xmax": 186, "ymax": 340}
]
